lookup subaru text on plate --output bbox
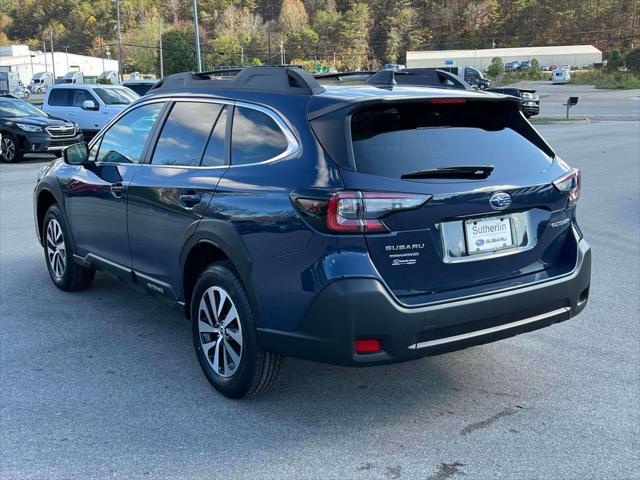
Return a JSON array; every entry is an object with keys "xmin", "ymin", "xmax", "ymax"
[{"xmin": 33, "ymin": 67, "xmax": 591, "ymax": 398}]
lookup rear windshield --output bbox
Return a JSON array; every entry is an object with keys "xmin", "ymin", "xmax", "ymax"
[{"xmin": 350, "ymin": 101, "xmax": 552, "ymax": 179}]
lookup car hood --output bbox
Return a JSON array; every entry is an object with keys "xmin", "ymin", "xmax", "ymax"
[{"xmin": 4, "ymin": 115, "xmax": 75, "ymax": 128}]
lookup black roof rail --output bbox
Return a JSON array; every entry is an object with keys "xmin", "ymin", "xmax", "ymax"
[
  {"xmin": 367, "ymin": 68, "xmax": 471, "ymax": 90},
  {"xmin": 314, "ymin": 68, "xmax": 471, "ymax": 90},
  {"xmin": 150, "ymin": 67, "xmax": 324, "ymax": 95}
]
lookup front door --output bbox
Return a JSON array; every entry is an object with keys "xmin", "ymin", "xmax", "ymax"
[
  {"xmin": 127, "ymin": 100, "xmax": 230, "ymax": 296},
  {"xmin": 65, "ymin": 101, "xmax": 166, "ymax": 269}
]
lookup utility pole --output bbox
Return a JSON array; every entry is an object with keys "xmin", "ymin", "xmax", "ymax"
[
  {"xmin": 65, "ymin": 46, "xmax": 69, "ymax": 72},
  {"xmin": 267, "ymin": 31, "xmax": 271, "ymax": 66},
  {"xmin": 43, "ymin": 42, "xmax": 48, "ymax": 74},
  {"xmin": 158, "ymin": 18, "xmax": 164, "ymax": 78},
  {"xmin": 116, "ymin": 0, "xmax": 124, "ymax": 80},
  {"xmin": 280, "ymin": 40, "xmax": 284, "ymax": 65},
  {"xmin": 29, "ymin": 53, "xmax": 35, "ymax": 78},
  {"xmin": 240, "ymin": 46, "xmax": 244, "ymax": 66},
  {"xmin": 100, "ymin": 38, "xmax": 105, "ymax": 75},
  {"xmin": 49, "ymin": 29, "xmax": 56, "ymax": 81},
  {"xmin": 192, "ymin": 0, "xmax": 202, "ymax": 72}
]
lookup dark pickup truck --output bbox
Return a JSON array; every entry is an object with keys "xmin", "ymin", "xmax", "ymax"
[{"xmin": 487, "ymin": 88, "xmax": 540, "ymax": 118}]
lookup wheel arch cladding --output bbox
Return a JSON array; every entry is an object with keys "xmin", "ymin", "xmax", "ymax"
[
  {"xmin": 182, "ymin": 241, "xmax": 231, "ymax": 315},
  {"xmin": 36, "ymin": 189, "xmax": 58, "ymax": 244}
]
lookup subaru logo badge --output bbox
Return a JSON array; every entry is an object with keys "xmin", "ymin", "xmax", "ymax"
[{"xmin": 489, "ymin": 192, "xmax": 512, "ymax": 210}]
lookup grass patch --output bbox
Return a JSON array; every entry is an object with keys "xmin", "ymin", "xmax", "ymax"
[
  {"xmin": 529, "ymin": 116, "xmax": 588, "ymax": 124},
  {"xmin": 569, "ymin": 71, "xmax": 640, "ymax": 89}
]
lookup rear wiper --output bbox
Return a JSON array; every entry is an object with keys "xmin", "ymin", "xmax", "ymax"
[{"xmin": 401, "ymin": 165, "xmax": 494, "ymax": 180}]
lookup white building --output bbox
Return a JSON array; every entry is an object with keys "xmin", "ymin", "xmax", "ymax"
[
  {"xmin": 0, "ymin": 45, "xmax": 119, "ymax": 84},
  {"xmin": 406, "ymin": 45, "xmax": 603, "ymax": 70}
]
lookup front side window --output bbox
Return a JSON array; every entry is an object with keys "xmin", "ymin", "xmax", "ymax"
[
  {"xmin": 151, "ymin": 102, "xmax": 222, "ymax": 167},
  {"xmin": 231, "ymin": 106, "xmax": 288, "ymax": 165},
  {"xmin": 96, "ymin": 102, "xmax": 164, "ymax": 164},
  {"xmin": 71, "ymin": 89, "xmax": 96, "ymax": 107}
]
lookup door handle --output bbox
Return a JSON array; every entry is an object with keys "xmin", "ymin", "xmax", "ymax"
[
  {"xmin": 179, "ymin": 193, "xmax": 202, "ymax": 208},
  {"xmin": 110, "ymin": 182, "xmax": 127, "ymax": 198}
]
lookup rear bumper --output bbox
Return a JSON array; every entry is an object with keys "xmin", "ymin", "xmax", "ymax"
[{"xmin": 258, "ymin": 236, "xmax": 591, "ymax": 366}]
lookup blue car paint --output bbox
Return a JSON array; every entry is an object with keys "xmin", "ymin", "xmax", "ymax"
[{"xmin": 34, "ymin": 71, "xmax": 590, "ymax": 367}]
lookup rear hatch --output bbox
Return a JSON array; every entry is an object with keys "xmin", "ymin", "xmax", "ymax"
[{"xmin": 310, "ymin": 95, "xmax": 578, "ymax": 301}]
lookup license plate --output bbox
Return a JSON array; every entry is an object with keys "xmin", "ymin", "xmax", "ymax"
[{"xmin": 465, "ymin": 216, "xmax": 514, "ymax": 255}]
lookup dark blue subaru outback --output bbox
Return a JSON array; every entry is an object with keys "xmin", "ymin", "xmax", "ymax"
[{"xmin": 33, "ymin": 67, "xmax": 591, "ymax": 398}]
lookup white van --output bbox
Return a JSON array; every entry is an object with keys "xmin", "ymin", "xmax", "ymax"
[{"xmin": 552, "ymin": 68, "xmax": 570, "ymax": 84}]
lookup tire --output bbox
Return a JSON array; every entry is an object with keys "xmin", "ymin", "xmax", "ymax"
[
  {"xmin": 1, "ymin": 133, "xmax": 22, "ymax": 163},
  {"xmin": 23, "ymin": 90, "xmax": 30, "ymax": 99},
  {"xmin": 479, "ymin": 83, "xmax": 487, "ymax": 90},
  {"xmin": 43, "ymin": 204, "xmax": 95, "ymax": 291},
  {"xmin": 191, "ymin": 262, "xmax": 281, "ymax": 399}
]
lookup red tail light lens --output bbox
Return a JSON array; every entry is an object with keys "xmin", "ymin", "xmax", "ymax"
[
  {"xmin": 354, "ymin": 339, "xmax": 382, "ymax": 353},
  {"xmin": 327, "ymin": 191, "xmax": 431, "ymax": 233},
  {"xmin": 553, "ymin": 169, "xmax": 581, "ymax": 205}
]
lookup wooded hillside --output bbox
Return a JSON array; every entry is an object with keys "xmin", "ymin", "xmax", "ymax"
[{"xmin": 1, "ymin": 0, "xmax": 638, "ymax": 74}]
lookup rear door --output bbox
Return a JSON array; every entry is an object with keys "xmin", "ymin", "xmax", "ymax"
[
  {"xmin": 43, "ymin": 88, "xmax": 75, "ymax": 121},
  {"xmin": 126, "ymin": 99, "xmax": 230, "ymax": 296},
  {"xmin": 316, "ymin": 98, "xmax": 575, "ymax": 300}
]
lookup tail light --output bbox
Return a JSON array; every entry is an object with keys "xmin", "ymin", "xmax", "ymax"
[
  {"xmin": 553, "ymin": 169, "xmax": 581, "ymax": 205},
  {"xmin": 293, "ymin": 191, "xmax": 431, "ymax": 234}
]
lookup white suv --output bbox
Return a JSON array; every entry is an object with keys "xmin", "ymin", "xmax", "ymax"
[{"xmin": 42, "ymin": 84, "xmax": 139, "ymax": 141}]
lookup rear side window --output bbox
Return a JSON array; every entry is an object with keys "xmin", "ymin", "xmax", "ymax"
[
  {"xmin": 350, "ymin": 101, "xmax": 553, "ymax": 179},
  {"xmin": 231, "ymin": 106, "xmax": 288, "ymax": 165},
  {"xmin": 47, "ymin": 89, "xmax": 72, "ymax": 106},
  {"xmin": 151, "ymin": 102, "xmax": 221, "ymax": 167}
]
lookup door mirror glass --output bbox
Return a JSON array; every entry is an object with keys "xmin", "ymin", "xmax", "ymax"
[
  {"xmin": 82, "ymin": 99, "xmax": 98, "ymax": 110},
  {"xmin": 64, "ymin": 143, "xmax": 89, "ymax": 166}
]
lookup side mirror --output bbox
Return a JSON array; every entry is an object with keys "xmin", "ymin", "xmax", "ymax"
[
  {"xmin": 63, "ymin": 143, "xmax": 89, "ymax": 166},
  {"xmin": 82, "ymin": 100, "xmax": 98, "ymax": 111}
]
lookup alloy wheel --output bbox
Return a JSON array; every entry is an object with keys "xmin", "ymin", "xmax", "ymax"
[
  {"xmin": 2, "ymin": 137, "xmax": 16, "ymax": 162},
  {"xmin": 46, "ymin": 218, "xmax": 66, "ymax": 278},
  {"xmin": 198, "ymin": 286, "xmax": 243, "ymax": 378}
]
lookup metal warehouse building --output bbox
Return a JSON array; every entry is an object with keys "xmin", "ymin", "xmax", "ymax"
[{"xmin": 406, "ymin": 45, "xmax": 603, "ymax": 70}]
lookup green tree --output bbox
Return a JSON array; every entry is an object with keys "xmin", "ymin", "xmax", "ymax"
[
  {"xmin": 606, "ymin": 49, "xmax": 624, "ymax": 71},
  {"xmin": 626, "ymin": 48, "xmax": 640, "ymax": 74},
  {"xmin": 162, "ymin": 26, "xmax": 197, "ymax": 74},
  {"xmin": 339, "ymin": 2, "xmax": 371, "ymax": 70},
  {"xmin": 486, "ymin": 56, "xmax": 504, "ymax": 77}
]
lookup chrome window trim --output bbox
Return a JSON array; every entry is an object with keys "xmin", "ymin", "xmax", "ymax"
[{"xmin": 89, "ymin": 96, "xmax": 299, "ymax": 169}]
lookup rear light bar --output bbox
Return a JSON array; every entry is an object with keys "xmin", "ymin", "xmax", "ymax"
[
  {"xmin": 292, "ymin": 190, "xmax": 431, "ymax": 234},
  {"xmin": 553, "ymin": 168, "xmax": 581, "ymax": 205}
]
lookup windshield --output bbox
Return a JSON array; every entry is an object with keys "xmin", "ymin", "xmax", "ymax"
[
  {"xmin": 93, "ymin": 87, "xmax": 139, "ymax": 105},
  {"xmin": 0, "ymin": 98, "xmax": 47, "ymax": 118}
]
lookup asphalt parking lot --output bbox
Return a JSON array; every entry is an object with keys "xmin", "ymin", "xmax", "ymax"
[{"xmin": 1, "ymin": 117, "xmax": 639, "ymax": 478}]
